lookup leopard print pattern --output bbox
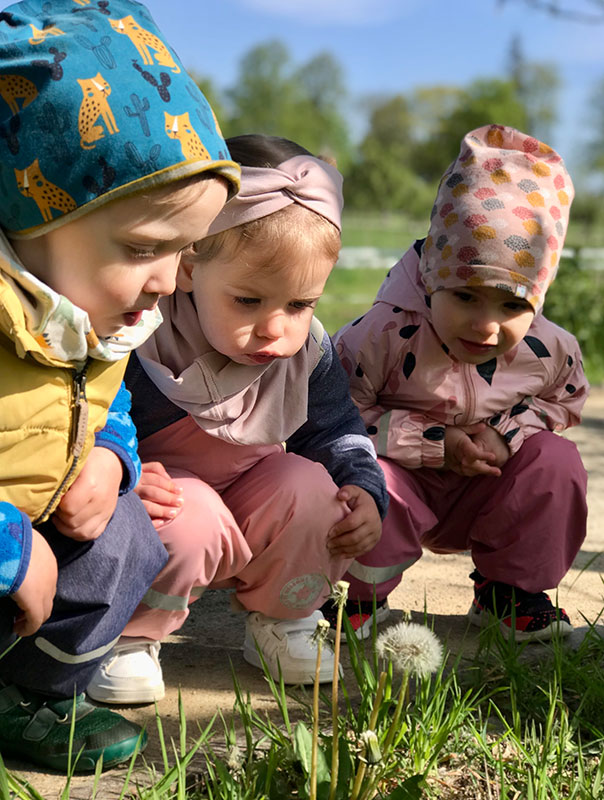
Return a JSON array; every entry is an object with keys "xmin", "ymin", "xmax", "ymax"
[
  {"xmin": 0, "ymin": 74, "xmax": 38, "ymax": 115},
  {"xmin": 165, "ymin": 111, "xmax": 210, "ymax": 161},
  {"xmin": 15, "ymin": 158, "xmax": 77, "ymax": 222},
  {"xmin": 109, "ymin": 15, "xmax": 180, "ymax": 73},
  {"xmin": 77, "ymin": 72, "xmax": 119, "ymax": 150}
]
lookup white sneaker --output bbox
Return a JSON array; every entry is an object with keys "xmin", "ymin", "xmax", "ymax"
[
  {"xmin": 87, "ymin": 638, "xmax": 165, "ymax": 704},
  {"xmin": 243, "ymin": 610, "xmax": 335, "ymax": 685}
]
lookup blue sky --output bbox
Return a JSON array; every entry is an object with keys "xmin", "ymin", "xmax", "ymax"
[{"xmin": 142, "ymin": 0, "xmax": 602, "ymax": 177}]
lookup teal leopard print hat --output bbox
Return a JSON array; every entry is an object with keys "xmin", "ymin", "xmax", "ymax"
[{"xmin": 0, "ymin": 0, "xmax": 240, "ymax": 237}]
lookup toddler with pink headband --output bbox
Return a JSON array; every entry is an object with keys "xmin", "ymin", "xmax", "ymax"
[
  {"xmin": 87, "ymin": 135, "xmax": 388, "ymax": 702},
  {"xmin": 334, "ymin": 124, "xmax": 588, "ymax": 642}
]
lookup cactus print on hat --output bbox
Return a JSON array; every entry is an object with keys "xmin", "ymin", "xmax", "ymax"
[{"xmin": 0, "ymin": 0, "xmax": 240, "ymax": 237}]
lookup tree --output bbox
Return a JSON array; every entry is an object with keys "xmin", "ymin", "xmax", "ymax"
[
  {"xmin": 583, "ymin": 75, "xmax": 604, "ymax": 186},
  {"xmin": 498, "ymin": 0, "xmax": 604, "ymax": 23},
  {"xmin": 411, "ymin": 78, "xmax": 529, "ymax": 182},
  {"xmin": 224, "ymin": 41, "xmax": 350, "ymax": 167},
  {"xmin": 225, "ymin": 41, "xmax": 303, "ymax": 136},
  {"xmin": 345, "ymin": 94, "xmax": 435, "ymax": 215},
  {"xmin": 507, "ymin": 35, "xmax": 560, "ymax": 142}
]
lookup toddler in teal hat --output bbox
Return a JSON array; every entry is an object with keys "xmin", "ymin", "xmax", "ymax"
[{"xmin": 0, "ymin": 0, "xmax": 240, "ymax": 774}]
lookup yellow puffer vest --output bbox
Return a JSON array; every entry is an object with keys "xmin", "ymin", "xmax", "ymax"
[{"xmin": 0, "ymin": 276, "xmax": 127, "ymax": 523}]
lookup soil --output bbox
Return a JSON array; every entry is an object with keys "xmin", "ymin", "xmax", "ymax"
[{"xmin": 8, "ymin": 389, "xmax": 604, "ymax": 799}]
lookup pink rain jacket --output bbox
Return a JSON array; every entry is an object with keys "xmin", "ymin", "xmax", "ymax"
[{"xmin": 334, "ymin": 243, "xmax": 588, "ymax": 470}]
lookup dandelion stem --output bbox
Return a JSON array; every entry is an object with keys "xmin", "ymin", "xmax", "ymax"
[
  {"xmin": 382, "ymin": 671, "xmax": 409, "ymax": 758},
  {"xmin": 328, "ymin": 583, "xmax": 348, "ymax": 800},
  {"xmin": 350, "ymin": 671, "xmax": 387, "ymax": 800},
  {"xmin": 310, "ymin": 625, "xmax": 326, "ymax": 800}
]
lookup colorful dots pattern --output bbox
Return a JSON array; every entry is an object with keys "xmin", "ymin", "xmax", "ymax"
[{"xmin": 419, "ymin": 124, "xmax": 574, "ymax": 312}]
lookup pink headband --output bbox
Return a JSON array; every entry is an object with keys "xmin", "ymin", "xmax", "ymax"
[{"xmin": 207, "ymin": 155, "xmax": 344, "ymax": 235}]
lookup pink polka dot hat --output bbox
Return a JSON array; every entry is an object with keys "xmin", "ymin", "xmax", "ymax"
[{"xmin": 420, "ymin": 124, "xmax": 574, "ymax": 311}]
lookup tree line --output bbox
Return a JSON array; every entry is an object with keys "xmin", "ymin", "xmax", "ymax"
[{"xmin": 193, "ymin": 36, "xmax": 604, "ymax": 231}]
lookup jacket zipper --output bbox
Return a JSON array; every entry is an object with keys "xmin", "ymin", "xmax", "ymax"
[
  {"xmin": 460, "ymin": 362, "xmax": 476, "ymax": 425},
  {"xmin": 33, "ymin": 361, "xmax": 90, "ymax": 525}
]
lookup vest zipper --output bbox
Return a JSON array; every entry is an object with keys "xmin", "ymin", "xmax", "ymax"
[{"xmin": 33, "ymin": 361, "xmax": 90, "ymax": 525}]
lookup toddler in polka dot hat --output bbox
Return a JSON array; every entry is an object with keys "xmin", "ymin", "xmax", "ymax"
[
  {"xmin": 420, "ymin": 124, "xmax": 573, "ymax": 312},
  {"xmin": 334, "ymin": 124, "xmax": 588, "ymax": 644}
]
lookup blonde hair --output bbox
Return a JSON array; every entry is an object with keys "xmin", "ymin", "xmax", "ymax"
[{"xmin": 193, "ymin": 203, "xmax": 340, "ymax": 273}]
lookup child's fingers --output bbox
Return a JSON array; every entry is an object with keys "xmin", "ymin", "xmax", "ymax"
[
  {"xmin": 136, "ymin": 483, "xmax": 183, "ymax": 507},
  {"xmin": 328, "ymin": 509, "xmax": 361, "ymax": 538},
  {"xmin": 140, "ymin": 498, "xmax": 182, "ymax": 524}
]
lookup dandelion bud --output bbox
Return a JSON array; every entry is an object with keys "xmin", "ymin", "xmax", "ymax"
[{"xmin": 359, "ymin": 730, "xmax": 382, "ymax": 764}]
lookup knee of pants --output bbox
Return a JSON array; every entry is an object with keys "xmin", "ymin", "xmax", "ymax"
[
  {"xmin": 226, "ymin": 452, "xmax": 347, "ymax": 546},
  {"xmin": 259, "ymin": 453, "xmax": 347, "ymax": 537},
  {"xmin": 514, "ymin": 431, "xmax": 587, "ymax": 491},
  {"xmin": 156, "ymin": 470, "xmax": 251, "ymax": 570}
]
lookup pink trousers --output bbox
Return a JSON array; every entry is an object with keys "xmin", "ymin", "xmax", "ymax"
[
  {"xmin": 345, "ymin": 431, "xmax": 587, "ymax": 602},
  {"xmin": 124, "ymin": 416, "xmax": 351, "ymax": 640}
]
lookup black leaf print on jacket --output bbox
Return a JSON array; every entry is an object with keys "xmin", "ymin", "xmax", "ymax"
[
  {"xmin": 476, "ymin": 358, "xmax": 497, "ymax": 385},
  {"xmin": 402, "ymin": 352, "xmax": 416, "ymax": 379},
  {"xmin": 524, "ymin": 336, "xmax": 551, "ymax": 359},
  {"xmin": 399, "ymin": 325, "xmax": 419, "ymax": 339}
]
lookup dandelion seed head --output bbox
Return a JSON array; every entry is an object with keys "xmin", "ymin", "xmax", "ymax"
[
  {"xmin": 375, "ymin": 623, "xmax": 443, "ymax": 678},
  {"xmin": 226, "ymin": 743, "xmax": 242, "ymax": 771},
  {"xmin": 310, "ymin": 617, "xmax": 331, "ymax": 645},
  {"xmin": 329, "ymin": 580, "xmax": 350, "ymax": 606}
]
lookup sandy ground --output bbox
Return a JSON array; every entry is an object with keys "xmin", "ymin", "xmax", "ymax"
[{"xmin": 8, "ymin": 389, "xmax": 604, "ymax": 798}]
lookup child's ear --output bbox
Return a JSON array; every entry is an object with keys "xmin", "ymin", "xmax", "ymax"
[{"xmin": 176, "ymin": 256, "xmax": 194, "ymax": 292}]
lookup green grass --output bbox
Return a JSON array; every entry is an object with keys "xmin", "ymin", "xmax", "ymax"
[
  {"xmin": 340, "ymin": 213, "xmax": 427, "ymax": 250},
  {"xmin": 6, "ymin": 608, "xmax": 604, "ymax": 799},
  {"xmin": 317, "ymin": 267, "xmax": 388, "ymax": 335}
]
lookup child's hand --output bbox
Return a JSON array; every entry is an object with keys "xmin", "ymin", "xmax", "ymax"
[
  {"xmin": 444, "ymin": 423, "xmax": 502, "ymax": 477},
  {"xmin": 53, "ymin": 447, "xmax": 123, "ymax": 541},
  {"xmin": 135, "ymin": 461, "xmax": 183, "ymax": 529},
  {"xmin": 326, "ymin": 486, "xmax": 382, "ymax": 559},
  {"xmin": 12, "ymin": 529, "xmax": 58, "ymax": 637},
  {"xmin": 471, "ymin": 425, "xmax": 510, "ymax": 469}
]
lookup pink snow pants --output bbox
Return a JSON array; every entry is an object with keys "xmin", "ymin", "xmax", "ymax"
[
  {"xmin": 345, "ymin": 431, "xmax": 587, "ymax": 602},
  {"xmin": 124, "ymin": 415, "xmax": 351, "ymax": 641}
]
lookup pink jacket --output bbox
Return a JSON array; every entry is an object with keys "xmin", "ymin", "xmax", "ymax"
[{"xmin": 334, "ymin": 243, "xmax": 588, "ymax": 470}]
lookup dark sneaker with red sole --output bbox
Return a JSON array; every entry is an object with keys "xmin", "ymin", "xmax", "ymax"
[{"xmin": 467, "ymin": 569, "xmax": 572, "ymax": 642}]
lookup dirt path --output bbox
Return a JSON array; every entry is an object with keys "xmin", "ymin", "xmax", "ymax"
[{"xmin": 10, "ymin": 390, "xmax": 604, "ymax": 798}]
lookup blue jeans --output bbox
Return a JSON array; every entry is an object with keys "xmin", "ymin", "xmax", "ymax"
[{"xmin": 0, "ymin": 491, "xmax": 167, "ymax": 697}]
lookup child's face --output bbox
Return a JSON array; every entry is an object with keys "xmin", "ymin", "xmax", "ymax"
[
  {"xmin": 13, "ymin": 178, "xmax": 227, "ymax": 338},
  {"xmin": 179, "ymin": 243, "xmax": 334, "ymax": 364},
  {"xmin": 430, "ymin": 285, "xmax": 535, "ymax": 364}
]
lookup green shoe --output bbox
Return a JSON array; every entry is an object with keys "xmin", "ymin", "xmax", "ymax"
[{"xmin": 0, "ymin": 684, "xmax": 146, "ymax": 772}]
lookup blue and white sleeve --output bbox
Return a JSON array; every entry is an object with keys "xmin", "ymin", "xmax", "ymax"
[
  {"xmin": 95, "ymin": 381, "xmax": 142, "ymax": 493},
  {"xmin": 0, "ymin": 502, "xmax": 32, "ymax": 597}
]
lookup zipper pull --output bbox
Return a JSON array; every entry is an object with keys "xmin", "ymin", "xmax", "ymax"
[{"xmin": 71, "ymin": 369, "xmax": 89, "ymax": 458}]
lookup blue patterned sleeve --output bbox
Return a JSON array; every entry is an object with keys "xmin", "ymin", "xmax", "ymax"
[
  {"xmin": 0, "ymin": 502, "xmax": 32, "ymax": 596},
  {"xmin": 95, "ymin": 382, "xmax": 142, "ymax": 493}
]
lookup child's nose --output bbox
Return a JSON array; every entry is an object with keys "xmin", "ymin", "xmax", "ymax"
[
  {"xmin": 471, "ymin": 314, "xmax": 500, "ymax": 337},
  {"xmin": 256, "ymin": 313, "xmax": 285, "ymax": 341},
  {"xmin": 147, "ymin": 260, "xmax": 178, "ymax": 297}
]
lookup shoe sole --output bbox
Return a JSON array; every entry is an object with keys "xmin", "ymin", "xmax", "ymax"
[
  {"xmin": 86, "ymin": 682, "xmax": 165, "ymax": 705},
  {"xmin": 328, "ymin": 603, "xmax": 391, "ymax": 642},
  {"xmin": 467, "ymin": 604, "xmax": 573, "ymax": 642},
  {"xmin": 0, "ymin": 731, "xmax": 147, "ymax": 772},
  {"xmin": 242, "ymin": 642, "xmax": 335, "ymax": 684}
]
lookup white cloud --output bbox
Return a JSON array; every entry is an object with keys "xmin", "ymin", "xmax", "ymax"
[{"xmin": 238, "ymin": 0, "xmax": 413, "ymax": 25}]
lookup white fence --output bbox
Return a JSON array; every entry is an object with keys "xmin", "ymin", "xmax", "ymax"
[{"xmin": 336, "ymin": 246, "xmax": 604, "ymax": 271}]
